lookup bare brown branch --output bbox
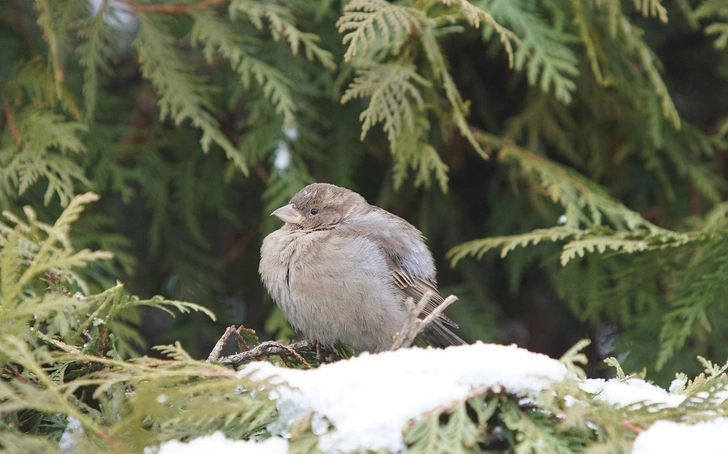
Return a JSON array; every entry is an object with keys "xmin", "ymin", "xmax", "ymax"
[
  {"xmin": 213, "ymin": 340, "xmax": 320, "ymax": 368},
  {"xmin": 120, "ymin": 0, "xmax": 228, "ymax": 13},
  {"xmin": 207, "ymin": 325, "xmax": 236, "ymax": 362},
  {"xmin": 391, "ymin": 292, "xmax": 459, "ymax": 350}
]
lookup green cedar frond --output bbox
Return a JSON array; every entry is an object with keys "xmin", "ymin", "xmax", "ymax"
[
  {"xmin": 443, "ymin": 0, "xmax": 518, "ymax": 67},
  {"xmin": 406, "ymin": 401, "xmax": 480, "ymax": 453},
  {"xmin": 0, "ymin": 336, "xmax": 105, "ymax": 441},
  {"xmin": 342, "ymin": 59, "xmax": 431, "ymax": 147},
  {"xmin": 695, "ymin": 0, "xmax": 728, "ymax": 48},
  {"xmin": 498, "ymin": 145, "xmax": 666, "ymax": 232},
  {"xmin": 133, "ymin": 14, "xmax": 248, "ymax": 173},
  {"xmin": 78, "ymin": 282, "xmax": 216, "ymax": 334},
  {"xmin": 571, "ymin": 0, "xmax": 607, "ymax": 84},
  {"xmin": 190, "ymin": 10, "xmax": 298, "ymax": 126},
  {"xmin": 0, "ymin": 105, "xmax": 90, "ymax": 206},
  {"xmin": 448, "ymin": 226, "xmax": 579, "ymax": 265},
  {"xmin": 656, "ymin": 237, "xmax": 728, "ymax": 370},
  {"xmin": 228, "ymin": 0, "xmax": 335, "ymax": 69},
  {"xmin": 391, "ymin": 114, "xmax": 450, "ymax": 192},
  {"xmin": 500, "ymin": 400, "xmax": 577, "ymax": 454},
  {"xmin": 633, "ymin": 0, "xmax": 669, "ymax": 22},
  {"xmin": 483, "ymin": 0, "xmax": 580, "ymax": 102},
  {"xmin": 4, "ymin": 58, "xmax": 81, "ymax": 120},
  {"xmin": 76, "ymin": 8, "xmax": 118, "ymax": 121},
  {"xmin": 447, "ymin": 144, "xmax": 707, "ymax": 266},
  {"xmin": 618, "ymin": 16, "xmax": 680, "ymax": 129},
  {"xmin": 0, "ymin": 192, "xmax": 110, "ymax": 316},
  {"xmin": 33, "ymin": 0, "xmax": 66, "ymax": 104},
  {"xmin": 337, "ymin": 0, "xmax": 422, "ymax": 61}
]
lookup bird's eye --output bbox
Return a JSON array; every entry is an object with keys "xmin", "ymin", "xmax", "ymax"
[{"xmin": 309, "ymin": 208, "xmax": 319, "ymax": 215}]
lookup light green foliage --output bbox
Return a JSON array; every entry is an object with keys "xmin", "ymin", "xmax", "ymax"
[
  {"xmin": 695, "ymin": 0, "xmax": 728, "ymax": 48},
  {"xmin": 0, "ymin": 194, "xmax": 272, "ymax": 451},
  {"xmin": 1, "ymin": 0, "xmax": 727, "ymax": 450}
]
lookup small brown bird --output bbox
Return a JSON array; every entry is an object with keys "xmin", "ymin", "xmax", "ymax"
[{"xmin": 259, "ymin": 183, "xmax": 463, "ymax": 351}]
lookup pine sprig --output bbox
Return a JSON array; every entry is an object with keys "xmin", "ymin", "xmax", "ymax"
[
  {"xmin": 633, "ymin": 0, "xmax": 669, "ymax": 22},
  {"xmin": 695, "ymin": 0, "xmax": 728, "ymax": 48},
  {"xmin": 0, "ymin": 192, "xmax": 110, "ymax": 314},
  {"xmin": 483, "ymin": 0, "xmax": 580, "ymax": 102},
  {"xmin": 76, "ymin": 7, "xmax": 119, "ymax": 122},
  {"xmin": 228, "ymin": 0, "xmax": 335, "ymax": 69},
  {"xmin": 618, "ymin": 16, "xmax": 681, "ymax": 129},
  {"xmin": 443, "ymin": 0, "xmax": 518, "ymax": 67},
  {"xmin": 337, "ymin": 0, "xmax": 422, "ymax": 61},
  {"xmin": 342, "ymin": 60, "xmax": 431, "ymax": 146},
  {"xmin": 448, "ymin": 143, "xmax": 701, "ymax": 266},
  {"xmin": 133, "ymin": 14, "xmax": 248, "ymax": 173}
]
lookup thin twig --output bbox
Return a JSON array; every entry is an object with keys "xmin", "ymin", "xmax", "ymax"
[
  {"xmin": 120, "ymin": 0, "xmax": 228, "ymax": 13},
  {"xmin": 391, "ymin": 292, "xmax": 459, "ymax": 350},
  {"xmin": 231, "ymin": 328, "xmax": 251, "ymax": 351},
  {"xmin": 207, "ymin": 325, "xmax": 236, "ymax": 362},
  {"xmin": 214, "ymin": 340, "xmax": 319, "ymax": 368},
  {"xmin": 620, "ymin": 419, "xmax": 644, "ymax": 434},
  {"xmin": 2, "ymin": 98, "xmax": 21, "ymax": 144}
]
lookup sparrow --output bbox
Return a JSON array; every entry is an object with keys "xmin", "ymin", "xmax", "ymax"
[{"xmin": 259, "ymin": 183, "xmax": 464, "ymax": 351}]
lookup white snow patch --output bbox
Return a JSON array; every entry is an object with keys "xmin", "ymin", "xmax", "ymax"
[
  {"xmin": 242, "ymin": 342, "xmax": 568, "ymax": 453},
  {"xmin": 273, "ymin": 141, "xmax": 292, "ymax": 171},
  {"xmin": 632, "ymin": 418, "xmax": 728, "ymax": 454},
  {"xmin": 60, "ymin": 416, "xmax": 84, "ymax": 454},
  {"xmin": 156, "ymin": 432, "xmax": 287, "ymax": 454},
  {"xmin": 580, "ymin": 378, "xmax": 685, "ymax": 408}
]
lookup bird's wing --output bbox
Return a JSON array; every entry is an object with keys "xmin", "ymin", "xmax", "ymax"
[{"xmin": 338, "ymin": 209, "xmax": 464, "ymax": 346}]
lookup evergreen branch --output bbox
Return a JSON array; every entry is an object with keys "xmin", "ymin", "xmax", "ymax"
[
  {"xmin": 5, "ymin": 58, "xmax": 82, "ymax": 120},
  {"xmin": 0, "ymin": 192, "xmax": 110, "ymax": 317},
  {"xmin": 190, "ymin": 10, "xmax": 298, "ymax": 125},
  {"xmin": 336, "ymin": 0, "xmax": 422, "ymax": 61},
  {"xmin": 133, "ymin": 14, "xmax": 248, "ymax": 173},
  {"xmin": 497, "ymin": 144, "xmax": 668, "ymax": 232},
  {"xmin": 443, "ymin": 0, "xmax": 518, "ymax": 67},
  {"xmin": 483, "ymin": 0, "xmax": 580, "ymax": 102},
  {"xmin": 695, "ymin": 0, "xmax": 728, "ymax": 49},
  {"xmin": 448, "ymin": 226, "xmax": 581, "ymax": 266},
  {"xmin": 0, "ymin": 336, "xmax": 114, "ymax": 446},
  {"xmin": 634, "ymin": 0, "xmax": 668, "ymax": 22},
  {"xmin": 448, "ymin": 140, "xmax": 702, "ymax": 266},
  {"xmin": 571, "ymin": 0, "xmax": 607, "ymax": 84},
  {"xmin": 618, "ymin": 16, "xmax": 680, "ymax": 129},
  {"xmin": 77, "ymin": 282, "xmax": 216, "ymax": 335},
  {"xmin": 76, "ymin": 8, "xmax": 118, "ymax": 121},
  {"xmin": 34, "ymin": 0, "xmax": 66, "ymax": 96},
  {"xmin": 228, "ymin": 0, "xmax": 335, "ymax": 69},
  {"xmin": 0, "ymin": 107, "xmax": 88, "ymax": 206},
  {"xmin": 342, "ymin": 60, "xmax": 431, "ymax": 146}
]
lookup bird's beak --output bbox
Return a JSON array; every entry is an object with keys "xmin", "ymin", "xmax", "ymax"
[{"xmin": 271, "ymin": 204, "xmax": 303, "ymax": 224}]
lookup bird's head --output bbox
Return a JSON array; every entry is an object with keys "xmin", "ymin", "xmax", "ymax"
[{"xmin": 271, "ymin": 183, "xmax": 370, "ymax": 230}]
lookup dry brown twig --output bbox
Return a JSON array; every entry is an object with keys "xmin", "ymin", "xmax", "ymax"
[
  {"xmin": 218, "ymin": 340, "xmax": 316, "ymax": 369},
  {"xmin": 206, "ymin": 325, "xmax": 237, "ymax": 362},
  {"xmin": 208, "ymin": 327, "xmax": 317, "ymax": 369},
  {"xmin": 391, "ymin": 291, "xmax": 459, "ymax": 350},
  {"xmin": 208, "ymin": 292, "xmax": 458, "ymax": 367}
]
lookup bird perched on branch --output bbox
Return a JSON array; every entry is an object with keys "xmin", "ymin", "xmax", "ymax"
[{"xmin": 259, "ymin": 183, "xmax": 463, "ymax": 351}]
